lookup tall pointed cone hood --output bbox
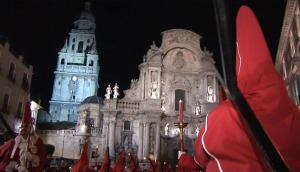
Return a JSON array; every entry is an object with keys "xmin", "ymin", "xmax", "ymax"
[
  {"xmin": 114, "ymin": 149, "xmax": 125, "ymax": 172},
  {"xmin": 236, "ymin": 5, "xmax": 300, "ymax": 170},
  {"xmin": 22, "ymin": 101, "xmax": 32, "ymax": 125},
  {"xmin": 72, "ymin": 142, "xmax": 89, "ymax": 172}
]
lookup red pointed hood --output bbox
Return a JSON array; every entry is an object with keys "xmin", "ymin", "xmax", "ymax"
[
  {"xmin": 236, "ymin": 5, "xmax": 300, "ymax": 170},
  {"xmin": 21, "ymin": 101, "xmax": 32, "ymax": 125},
  {"xmin": 72, "ymin": 142, "xmax": 89, "ymax": 172},
  {"xmin": 128, "ymin": 153, "xmax": 141, "ymax": 172},
  {"xmin": 114, "ymin": 149, "xmax": 125, "ymax": 172},
  {"xmin": 98, "ymin": 149, "xmax": 112, "ymax": 172}
]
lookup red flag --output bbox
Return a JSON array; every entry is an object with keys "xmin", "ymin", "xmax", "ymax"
[
  {"xmin": 128, "ymin": 153, "xmax": 141, "ymax": 172},
  {"xmin": 98, "ymin": 149, "xmax": 112, "ymax": 172},
  {"xmin": 113, "ymin": 149, "xmax": 125, "ymax": 172},
  {"xmin": 149, "ymin": 159, "xmax": 160, "ymax": 172},
  {"xmin": 163, "ymin": 162, "xmax": 173, "ymax": 172},
  {"xmin": 72, "ymin": 142, "xmax": 89, "ymax": 172}
]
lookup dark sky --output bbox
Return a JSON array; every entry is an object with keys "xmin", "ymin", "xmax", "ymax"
[{"xmin": 0, "ymin": 0, "xmax": 287, "ymax": 111}]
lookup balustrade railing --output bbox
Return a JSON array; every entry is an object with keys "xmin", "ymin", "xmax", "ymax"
[{"xmin": 117, "ymin": 100, "xmax": 140, "ymax": 112}]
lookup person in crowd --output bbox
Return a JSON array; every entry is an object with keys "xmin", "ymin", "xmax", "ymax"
[
  {"xmin": 178, "ymin": 5, "xmax": 300, "ymax": 171},
  {"xmin": 0, "ymin": 101, "xmax": 48, "ymax": 172}
]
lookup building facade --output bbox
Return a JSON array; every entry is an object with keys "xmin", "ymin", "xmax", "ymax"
[
  {"xmin": 276, "ymin": 0, "xmax": 300, "ymax": 107},
  {"xmin": 0, "ymin": 41, "xmax": 33, "ymax": 132},
  {"xmin": 38, "ymin": 29, "xmax": 221, "ymax": 168},
  {"xmin": 49, "ymin": 1, "xmax": 100, "ymax": 123}
]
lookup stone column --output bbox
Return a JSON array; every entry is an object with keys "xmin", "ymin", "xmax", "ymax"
[
  {"xmin": 143, "ymin": 122, "xmax": 150, "ymax": 158},
  {"xmin": 158, "ymin": 70, "xmax": 161, "ymax": 98},
  {"xmin": 109, "ymin": 118, "xmax": 116, "ymax": 159},
  {"xmin": 138, "ymin": 122, "xmax": 144, "ymax": 160},
  {"xmin": 155, "ymin": 122, "xmax": 160, "ymax": 161}
]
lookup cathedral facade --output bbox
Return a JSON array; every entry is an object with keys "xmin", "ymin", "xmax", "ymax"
[{"xmin": 37, "ymin": 2, "xmax": 221, "ymax": 169}]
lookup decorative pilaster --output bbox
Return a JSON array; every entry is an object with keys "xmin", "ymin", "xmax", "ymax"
[
  {"xmin": 155, "ymin": 122, "xmax": 160, "ymax": 161},
  {"xmin": 109, "ymin": 118, "xmax": 116, "ymax": 159},
  {"xmin": 143, "ymin": 122, "xmax": 150, "ymax": 158},
  {"xmin": 138, "ymin": 123, "xmax": 144, "ymax": 160}
]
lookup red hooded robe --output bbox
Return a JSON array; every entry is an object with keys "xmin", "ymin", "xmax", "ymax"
[{"xmin": 179, "ymin": 5, "xmax": 300, "ymax": 172}]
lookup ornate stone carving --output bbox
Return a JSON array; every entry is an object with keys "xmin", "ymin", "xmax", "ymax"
[
  {"xmin": 130, "ymin": 79, "xmax": 138, "ymax": 89},
  {"xmin": 109, "ymin": 118, "xmax": 116, "ymax": 124},
  {"xmin": 172, "ymin": 51, "xmax": 185, "ymax": 69},
  {"xmin": 169, "ymin": 75, "xmax": 192, "ymax": 88}
]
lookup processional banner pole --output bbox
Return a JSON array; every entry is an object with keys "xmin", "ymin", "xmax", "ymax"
[
  {"xmin": 175, "ymin": 100, "xmax": 188, "ymax": 152},
  {"xmin": 212, "ymin": 0, "xmax": 289, "ymax": 171}
]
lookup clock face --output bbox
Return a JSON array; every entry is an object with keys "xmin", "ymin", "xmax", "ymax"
[{"xmin": 72, "ymin": 76, "xmax": 77, "ymax": 81}]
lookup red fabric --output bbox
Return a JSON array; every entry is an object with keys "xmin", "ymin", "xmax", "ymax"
[
  {"xmin": 22, "ymin": 101, "xmax": 32, "ymax": 125},
  {"xmin": 98, "ymin": 150, "xmax": 113, "ymax": 172},
  {"xmin": 72, "ymin": 142, "xmax": 89, "ymax": 172},
  {"xmin": 113, "ymin": 149, "xmax": 125, "ymax": 172},
  {"xmin": 179, "ymin": 5, "xmax": 300, "ymax": 172},
  {"xmin": 0, "ymin": 138, "xmax": 48, "ymax": 172},
  {"xmin": 149, "ymin": 160, "xmax": 160, "ymax": 172},
  {"xmin": 163, "ymin": 162, "xmax": 173, "ymax": 172},
  {"xmin": 128, "ymin": 153, "xmax": 141, "ymax": 172},
  {"xmin": 178, "ymin": 154, "xmax": 203, "ymax": 172}
]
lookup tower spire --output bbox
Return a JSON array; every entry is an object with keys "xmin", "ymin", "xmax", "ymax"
[{"xmin": 85, "ymin": 0, "xmax": 91, "ymax": 11}]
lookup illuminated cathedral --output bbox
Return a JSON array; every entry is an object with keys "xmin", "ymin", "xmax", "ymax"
[{"xmin": 37, "ymin": 1, "xmax": 221, "ymax": 169}]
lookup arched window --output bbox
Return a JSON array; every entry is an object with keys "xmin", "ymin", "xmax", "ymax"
[
  {"xmin": 77, "ymin": 41, "xmax": 84, "ymax": 53},
  {"xmin": 61, "ymin": 58, "xmax": 65, "ymax": 64},
  {"xmin": 175, "ymin": 89, "xmax": 185, "ymax": 111}
]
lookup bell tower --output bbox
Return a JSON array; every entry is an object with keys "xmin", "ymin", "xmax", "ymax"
[{"xmin": 49, "ymin": 1, "xmax": 100, "ymax": 122}]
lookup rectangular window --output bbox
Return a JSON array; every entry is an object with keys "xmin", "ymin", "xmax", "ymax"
[
  {"xmin": 7, "ymin": 63, "xmax": 16, "ymax": 82},
  {"xmin": 2, "ymin": 93, "xmax": 9, "ymax": 113},
  {"xmin": 124, "ymin": 121, "xmax": 130, "ymax": 130},
  {"xmin": 21, "ymin": 74, "xmax": 29, "ymax": 91},
  {"xmin": 16, "ymin": 101, "xmax": 23, "ymax": 118},
  {"xmin": 89, "ymin": 118, "xmax": 94, "ymax": 127}
]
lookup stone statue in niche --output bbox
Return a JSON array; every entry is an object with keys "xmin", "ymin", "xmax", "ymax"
[
  {"xmin": 207, "ymin": 86, "xmax": 214, "ymax": 102},
  {"xmin": 207, "ymin": 75, "xmax": 214, "ymax": 102},
  {"xmin": 113, "ymin": 83, "xmax": 119, "ymax": 98},
  {"xmin": 105, "ymin": 84, "xmax": 112, "ymax": 99},
  {"xmin": 195, "ymin": 126, "xmax": 200, "ymax": 136},
  {"xmin": 150, "ymin": 81, "xmax": 158, "ymax": 99},
  {"xmin": 161, "ymin": 92, "xmax": 167, "ymax": 111},
  {"xmin": 165, "ymin": 123, "xmax": 170, "ymax": 136},
  {"xmin": 194, "ymin": 102, "xmax": 201, "ymax": 115}
]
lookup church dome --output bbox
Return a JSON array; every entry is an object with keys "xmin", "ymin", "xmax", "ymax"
[{"xmin": 81, "ymin": 96, "xmax": 104, "ymax": 105}]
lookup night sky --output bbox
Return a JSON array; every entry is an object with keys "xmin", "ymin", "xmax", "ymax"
[{"xmin": 0, "ymin": 0, "xmax": 286, "ymax": 111}]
